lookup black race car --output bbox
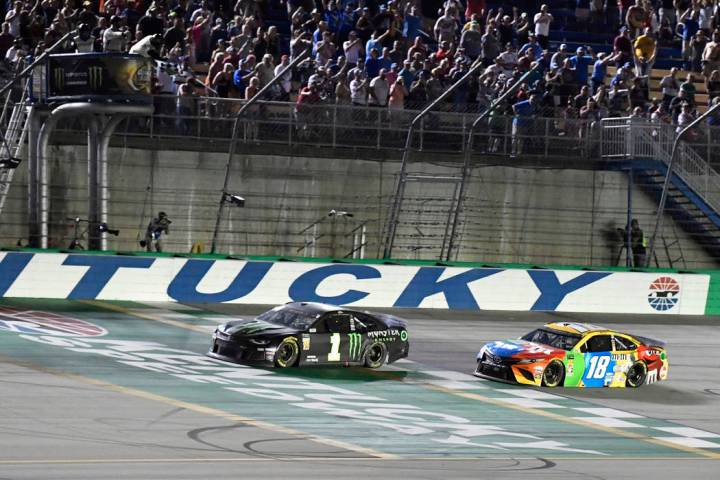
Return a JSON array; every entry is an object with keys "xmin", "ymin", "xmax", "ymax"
[{"xmin": 207, "ymin": 302, "xmax": 410, "ymax": 368}]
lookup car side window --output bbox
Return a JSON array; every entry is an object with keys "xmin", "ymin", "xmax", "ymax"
[
  {"xmin": 613, "ymin": 335, "xmax": 637, "ymax": 351},
  {"xmin": 326, "ymin": 314, "xmax": 352, "ymax": 334},
  {"xmin": 585, "ymin": 335, "xmax": 613, "ymax": 353}
]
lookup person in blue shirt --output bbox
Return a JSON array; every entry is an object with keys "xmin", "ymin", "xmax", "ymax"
[
  {"xmin": 365, "ymin": 27, "xmax": 393, "ymax": 60},
  {"xmin": 379, "ymin": 47, "xmax": 393, "ymax": 70},
  {"xmin": 323, "ymin": 1, "xmax": 341, "ymax": 35},
  {"xmin": 568, "ymin": 46, "xmax": 596, "ymax": 87},
  {"xmin": 403, "ymin": 4, "xmax": 422, "ymax": 42},
  {"xmin": 338, "ymin": 4, "xmax": 357, "ymax": 43},
  {"xmin": 512, "ymin": 93, "xmax": 540, "ymax": 154},
  {"xmin": 678, "ymin": 8, "xmax": 700, "ymax": 71},
  {"xmin": 590, "ymin": 52, "xmax": 618, "ymax": 94},
  {"xmin": 365, "ymin": 48, "xmax": 382, "ymax": 78},
  {"xmin": 519, "ymin": 33, "xmax": 541, "ymax": 57},
  {"xmin": 399, "ymin": 59, "xmax": 416, "ymax": 88}
]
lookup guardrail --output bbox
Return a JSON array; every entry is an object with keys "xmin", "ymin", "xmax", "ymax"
[{"xmin": 45, "ymin": 96, "xmax": 600, "ymax": 158}]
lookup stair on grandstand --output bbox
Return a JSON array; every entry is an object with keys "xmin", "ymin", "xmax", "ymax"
[
  {"xmin": 0, "ymin": 97, "xmax": 31, "ymax": 216},
  {"xmin": 630, "ymin": 159, "xmax": 720, "ymax": 260}
]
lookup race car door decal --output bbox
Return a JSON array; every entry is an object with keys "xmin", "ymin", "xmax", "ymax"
[{"xmin": 581, "ymin": 334, "xmax": 615, "ymax": 387}]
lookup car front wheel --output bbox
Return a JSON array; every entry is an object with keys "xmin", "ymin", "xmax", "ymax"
[{"xmin": 541, "ymin": 360, "xmax": 565, "ymax": 387}]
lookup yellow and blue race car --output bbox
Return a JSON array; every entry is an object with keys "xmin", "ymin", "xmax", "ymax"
[{"xmin": 475, "ymin": 322, "xmax": 669, "ymax": 388}]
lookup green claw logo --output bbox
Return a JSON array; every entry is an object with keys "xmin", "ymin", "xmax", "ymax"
[{"xmin": 348, "ymin": 333, "xmax": 362, "ymax": 360}]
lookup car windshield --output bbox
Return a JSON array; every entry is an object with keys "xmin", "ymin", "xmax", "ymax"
[
  {"xmin": 256, "ymin": 307, "xmax": 316, "ymax": 330},
  {"xmin": 521, "ymin": 328, "xmax": 581, "ymax": 351}
]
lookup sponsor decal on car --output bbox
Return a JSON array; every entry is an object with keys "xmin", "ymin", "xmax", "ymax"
[{"xmin": 348, "ymin": 332, "xmax": 362, "ymax": 361}]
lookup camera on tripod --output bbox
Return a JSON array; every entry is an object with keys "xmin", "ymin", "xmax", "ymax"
[{"xmin": 97, "ymin": 222, "xmax": 120, "ymax": 236}]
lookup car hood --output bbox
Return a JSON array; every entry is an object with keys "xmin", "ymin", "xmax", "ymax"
[
  {"xmin": 479, "ymin": 339, "xmax": 566, "ymax": 360},
  {"xmin": 220, "ymin": 319, "xmax": 299, "ymax": 337}
]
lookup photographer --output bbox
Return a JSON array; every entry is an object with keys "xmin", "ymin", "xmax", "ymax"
[{"xmin": 142, "ymin": 212, "xmax": 171, "ymax": 253}]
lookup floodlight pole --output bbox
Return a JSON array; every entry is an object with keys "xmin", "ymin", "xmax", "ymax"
[
  {"xmin": 210, "ymin": 48, "xmax": 311, "ymax": 254},
  {"xmin": 646, "ymin": 101, "xmax": 720, "ymax": 267},
  {"xmin": 382, "ymin": 60, "xmax": 485, "ymax": 259}
]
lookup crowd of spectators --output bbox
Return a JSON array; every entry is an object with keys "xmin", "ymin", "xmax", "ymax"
[{"xmin": 5, "ymin": 0, "xmax": 720, "ymax": 132}]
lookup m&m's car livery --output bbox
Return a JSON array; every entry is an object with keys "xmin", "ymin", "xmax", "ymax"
[{"xmin": 475, "ymin": 322, "xmax": 668, "ymax": 388}]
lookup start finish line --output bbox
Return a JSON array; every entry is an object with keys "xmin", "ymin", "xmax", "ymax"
[{"xmin": 0, "ymin": 252, "xmax": 710, "ymax": 314}]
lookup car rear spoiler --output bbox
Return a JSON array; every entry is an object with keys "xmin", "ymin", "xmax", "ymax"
[{"xmin": 634, "ymin": 334, "xmax": 667, "ymax": 348}]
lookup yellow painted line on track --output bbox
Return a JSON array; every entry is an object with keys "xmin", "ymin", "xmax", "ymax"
[
  {"xmin": 81, "ymin": 300, "xmax": 720, "ymax": 460},
  {"xmin": 423, "ymin": 383, "xmax": 720, "ymax": 460}
]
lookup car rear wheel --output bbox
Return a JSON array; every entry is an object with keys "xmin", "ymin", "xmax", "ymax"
[
  {"xmin": 274, "ymin": 337, "xmax": 299, "ymax": 368},
  {"xmin": 626, "ymin": 361, "xmax": 647, "ymax": 388},
  {"xmin": 541, "ymin": 360, "xmax": 565, "ymax": 387},
  {"xmin": 364, "ymin": 342, "xmax": 386, "ymax": 369}
]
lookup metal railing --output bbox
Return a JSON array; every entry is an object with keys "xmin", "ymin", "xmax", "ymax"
[
  {"xmin": 45, "ymin": 95, "xmax": 602, "ymax": 159},
  {"xmin": 600, "ymin": 117, "xmax": 720, "ymax": 214}
]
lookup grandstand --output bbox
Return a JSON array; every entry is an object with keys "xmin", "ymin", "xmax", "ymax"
[{"xmin": 1, "ymin": 0, "xmax": 720, "ymax": 269}]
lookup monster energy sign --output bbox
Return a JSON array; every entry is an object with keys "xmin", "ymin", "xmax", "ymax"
[
  {"xmin": 348, "ymin": 333, "xmax": 362, "ymax": 361},
  {"xmin": 46, "ymin": 53, "xmax": 152, "ymax": 101}
]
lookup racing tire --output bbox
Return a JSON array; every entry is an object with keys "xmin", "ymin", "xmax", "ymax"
[
  {"xmin": 626, "ymin": 361, "xmax": 647, "ymax": 388},
  {"xmin": 541, "ymin": 360, "xmax": 565, "ymax": 388},
  {"xmin": 273, "ymin": 337, "xmax": 299, "ymax": 368},
  {"xmin": 363, "ymin": 342, "xmax": 387, "ymax": 369}
]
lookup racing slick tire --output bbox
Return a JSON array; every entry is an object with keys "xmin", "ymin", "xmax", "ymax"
[
  {"xmin": 626, "ymin": 361, "xmax": 647, "ymax": 388},
  {"xmin": 541, "ymin": 360, "xmax": 565, "ymax": 387},
  {"xmin": 274, "ymin": 337, "xmax": 300, "ymax": 368},
  {"xmin": 363, "ymin": 342, "xmax": 387, "ymax": 369}
]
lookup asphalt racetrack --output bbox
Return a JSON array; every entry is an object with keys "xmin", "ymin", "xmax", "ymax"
[{"xmin": 1, "ymin": 299, "xmax": 719, "ymax": 479}]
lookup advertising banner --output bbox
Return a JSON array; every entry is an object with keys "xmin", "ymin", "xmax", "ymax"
[
  {"xmin": 0, "ymin": 252, "xmax": 710, "ymax": 314},
  {"xmin": 46, "ymin": 53, "xmax": 152, "ymax": 102}
]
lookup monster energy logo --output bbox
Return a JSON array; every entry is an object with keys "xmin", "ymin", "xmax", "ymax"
[
  {"xmin": 88, "ymin": 66, "xmax": 103, "ymax": 90},
  {"xmin": 348, "ymin": 333, "xmax": 362, "ymax": 360},
  {"xmin": 53, "ymin": 67, "xmax": 65, "ymax": 90}
]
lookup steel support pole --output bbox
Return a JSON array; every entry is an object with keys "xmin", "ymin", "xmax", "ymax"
[
  {"xmin": 210, "ymin": 48, "xmax": 311, "ymax": 254},
  {"xmin": 626, "ymin": 167, "xmax": 633, "ymax": 267},
  {"xmin": 382, "ymin": 60, "xmax": 486, "ymax": 259},
  {"xmin": 97, "ymin": 115, "xmax": 129, "ymax": 251},
  {"xmin": 444, "ymin": 66, "xmax": 541, "ymax": 261},
  {"xmin": 87, "ymin": 117, "xmax": 101, "ymax": 250},
  {"xmin": 34, "ymin": 103, "xmax": 152, "ymax": 249},
  {"xmin": 646, "ymin": 101, "xmax": 720, "ymax": 267}
]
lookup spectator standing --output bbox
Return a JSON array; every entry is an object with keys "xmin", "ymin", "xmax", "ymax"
[
  {"xmin": 0, "ymin": 22, "xmax": 14, "ymax": 59},
  {"xmin": 164, "ymin": 12, "xmax": 186, "ymax": 52},
  {"xmin": 480, "ymin": 23, "xmax": 500, "ymax": 66},
  {"xmin": 343, "ymin": 30, "xmax": 363, "ymax": 67},
  {"xmin": 550, "ymin": 43, "xmax": 569, "ymax": 70},
  {"xmin": 633, "ymin": 27, "xmax": 657, "ymax": 77},
  {"xmin": 680, "ymin": 73, "xmax": 697, "ymax": 105},
  {"xmin": 103, "ymin": 16, "xmax": 127, "ymax": 53},
  {"xmin": 402, "ymin": 4, "xmax": 422, "ymax": 42},
  {"xmin": 144, "ymin": 212, "xmax": 171, "ymax": 253},
  {"xmin": 460, "ymin": 21, "xmax": 482, "ymax": 60},
  {"xmin": 706, "ymin": 69, "xmax": 720, "ymax": 102},
  {"xmin": 274, "ymin": 54, "xmax": 292, "ymax": 101},
  {"xmin": 369, "ymin": 68, "xmax": 390, "ymax": 107},
  {"xmin": 591, "ymin": 52, "xmax": 614, "ymax": 94},
  {"xmin": 625, "ymin": 0, "xmax": 646, "ymax": 38},
  {"xmin": 702, "ymin": 31, "xmax": 720, "ymax": 75},
  {"xmin": 569, "ymin": 46, "xmax": 595, "ymax": 88},
  {"xmin": 614, "ymin": 27, "xmax": 633, "ymax": 66},
  {"xmin": 350, "ymin": 70, "xmax": 368, "ymax": 106},
  {"xmin": 137, "ymin": 6, "xmax": 164, "ymax": 38},
  {"xmin": 660, "ymin": 67, "xmax": 680, "ymax": 108},
  {"xmin": 5, "ymin": 1, "xmax": 22, "ymax": 38},
  {"xmin": 690, "ymin": 29, "xmax": 707, "ymax": 73},
  {"xmin": 533, "ymin": 4, "xmax": 553, "ymax": 50},
  {"xmin": 512, "ymin": 93, "xmax": 540, "ymax": 154},
  {"xmin": 434, "ymin": 6, "xmax": 457, "ymax": 43},
  {"xmin": 678, "ymin": 8, "xmax": 700, "ymax": 71},
  {"xmin": 72, "ymin": 23, "xmax": 95, "ymax": 53}
]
